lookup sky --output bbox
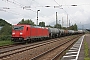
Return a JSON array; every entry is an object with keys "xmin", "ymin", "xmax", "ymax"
[{"xmin": 0, "ymin": 0, "xmax": 90, "ymax": 29}]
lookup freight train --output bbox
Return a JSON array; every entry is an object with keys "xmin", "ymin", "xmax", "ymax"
[{"xmin": 11, "ymin": 24, "xmax": 84, "ymax": 43}]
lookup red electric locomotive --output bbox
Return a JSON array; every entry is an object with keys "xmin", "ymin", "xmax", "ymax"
[{"xmin": 11, "ymin": 24, "xmax": 49, "ymax": 43}]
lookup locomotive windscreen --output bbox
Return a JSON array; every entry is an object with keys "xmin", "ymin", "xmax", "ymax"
[{"xmin": 13, "ymin": 26, "xmax": 24, "ymax": 30}]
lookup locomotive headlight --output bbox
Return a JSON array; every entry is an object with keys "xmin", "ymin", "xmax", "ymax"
[
  {"xmin": 20, "ymin": 32, "xmax": 23, "ymax": 35},
  {"xmin": 12, "ymin": 32, "xmax": 15, "ymax": 35}
]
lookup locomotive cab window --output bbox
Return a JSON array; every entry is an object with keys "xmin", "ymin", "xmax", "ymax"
[{"xmin": 13, "ymin": 26, "xmax": 24, "ymax": 30}]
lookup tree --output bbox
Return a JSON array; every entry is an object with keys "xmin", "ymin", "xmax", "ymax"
[
  {"xmin": 62, "ymin": 27, "xmax": 67, "ymax": 30},
  {"xmin": 0, "ymin": 25, "xmax": 12, "ymax": 41},
  {"xmin": 68, "ymin": 24, "xmax": 78, "ymax": 30},
  {"xmin": 0, "ymin": 25, "xmax": 12, "ymax": 35},
  {"xmin": 54, "ymin": 24, "xmax": 61, "ymax": 29},
  {"xmin": 46, "ymin": 25, "xmax": 53, "ymax": 28},
  {"xmin": 0, "ymin": 19, "xmax": 11, "ymax": 26},
  {"xmin": 68, "ymin": 25, "xmax": 74, "ymax": 30},
  {"xmin": 18, "ymin": 19, "xmax": 36, "ymax": 25},
  {"xmin": 74, "ymin": 24, "xmax": 77, "ymax": 31},
  {"xmin": 0, "ymin": 19, "xmax": 12, "ymax": 40},
  {"xmin": 39, "ymin": 22, "xmax": 45, "ymax": 27}
]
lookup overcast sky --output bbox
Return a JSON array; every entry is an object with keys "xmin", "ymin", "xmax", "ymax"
[{"xmin": 0, "ymin": 0, "xmax": 90, "ymax": 29}]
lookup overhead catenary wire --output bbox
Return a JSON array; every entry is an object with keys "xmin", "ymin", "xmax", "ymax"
[
  {"xmin": 2, "ymin": 0, "xmax": 37, "ymax": 14},
  {"xmin": 1, "ymin": 0, "xmax": 78, "ymax": 25},
  {"xmin": 1, "ymin": 0, "xmax": 42, "ymax": 22},
  {"xmin": 53, "ymin": 0, "xmax": 80, "ymax": 27},
  {"xmin": 13, "ymin": 0, "xmax": 24, "ymax": 7},
  {"xmin": 0, "ymin": 8, "xmax": 23, "ymax": 16},
  {"xmin": 13, "ymin": 0, "xmax": 46, "ymax": 24},
  {"xmin": 54, "ymin": 0, "xmax": 62, "ymax": 7},
  {"xmin": 0, "ymin": 9, "xmax": 6, "ymax": 12},
  {"xmin": 53, "ymin": 0, "xmax": 69, "ymax": 27},
  {"xmin": 53, "ymin": 0, "xmax": 68, "ymax": 15},
  {"xmin": 2, "ymin": 0, "xmax": 23, "ymax": 8}
]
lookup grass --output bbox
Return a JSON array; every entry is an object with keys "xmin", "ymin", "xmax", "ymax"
[
  {"xmin": 84, "ymin": 57, "xmax": 90, "ymax": 60},
  {"xmin": 84, "ymin": 41, "xmax": 90, "ymax": 60},
  {"xmin": 0, "ymin": 40, "xmax": 14, "ymax": 46}
]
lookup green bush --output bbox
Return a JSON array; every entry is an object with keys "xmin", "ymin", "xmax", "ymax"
[
  {"xmin": 0, "ymin": 35, "xmax": 11, "ymax": 41},
  {"xmin": 84, "ymin": 42, "xmax": 89, "ymax": 57},
  {"xmin": 0, "ymin": 40, "xmax": 13, "ymax": 46},
  {"xmin": 84, "ymin": 57, "xmax": 90, "ymax": 60},
  {"xmin": 84, "ymin": 41, "xmax": 90, "ymax": 60}
]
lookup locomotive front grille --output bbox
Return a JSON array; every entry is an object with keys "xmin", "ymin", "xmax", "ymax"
[{"xmin": 11, "ymin": 37, "xmax": 24, "ymax": 42}]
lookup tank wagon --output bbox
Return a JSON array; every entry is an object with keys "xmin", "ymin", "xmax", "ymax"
[
  {"xmin": 48, "ymin": 28, "xmax": 60, "ymax": 38},
  {"xmin": 68, "ymin": 30, "xmax": 75, "ymax": 35},
  {"xmin": 59, "ymin": 29, "xmax": 65, "ymax": 36}
]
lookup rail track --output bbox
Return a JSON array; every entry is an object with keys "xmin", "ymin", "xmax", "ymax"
[
  {"xmin": 31, "ymin": 35, "xmax": 80, "ymax": 60},
  {"xmin": 0, "ymin": 44, "xmax": 16, "ymax": 49},
  {"xmin": 0, "ymin": 37, "xmax": 65, "ymax": 50},
  {"xmin": 0, "ymin": 43, "xmax": 24, "ymax": 49},
  {"xmin": 0, "ymin": 35, "xmax": 82, "ymax": 60}
]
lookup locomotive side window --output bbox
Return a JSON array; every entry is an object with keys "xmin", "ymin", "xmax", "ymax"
[{"xmin": 13, "ymin": 26, "xmax": 24, "ymax": 30}]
